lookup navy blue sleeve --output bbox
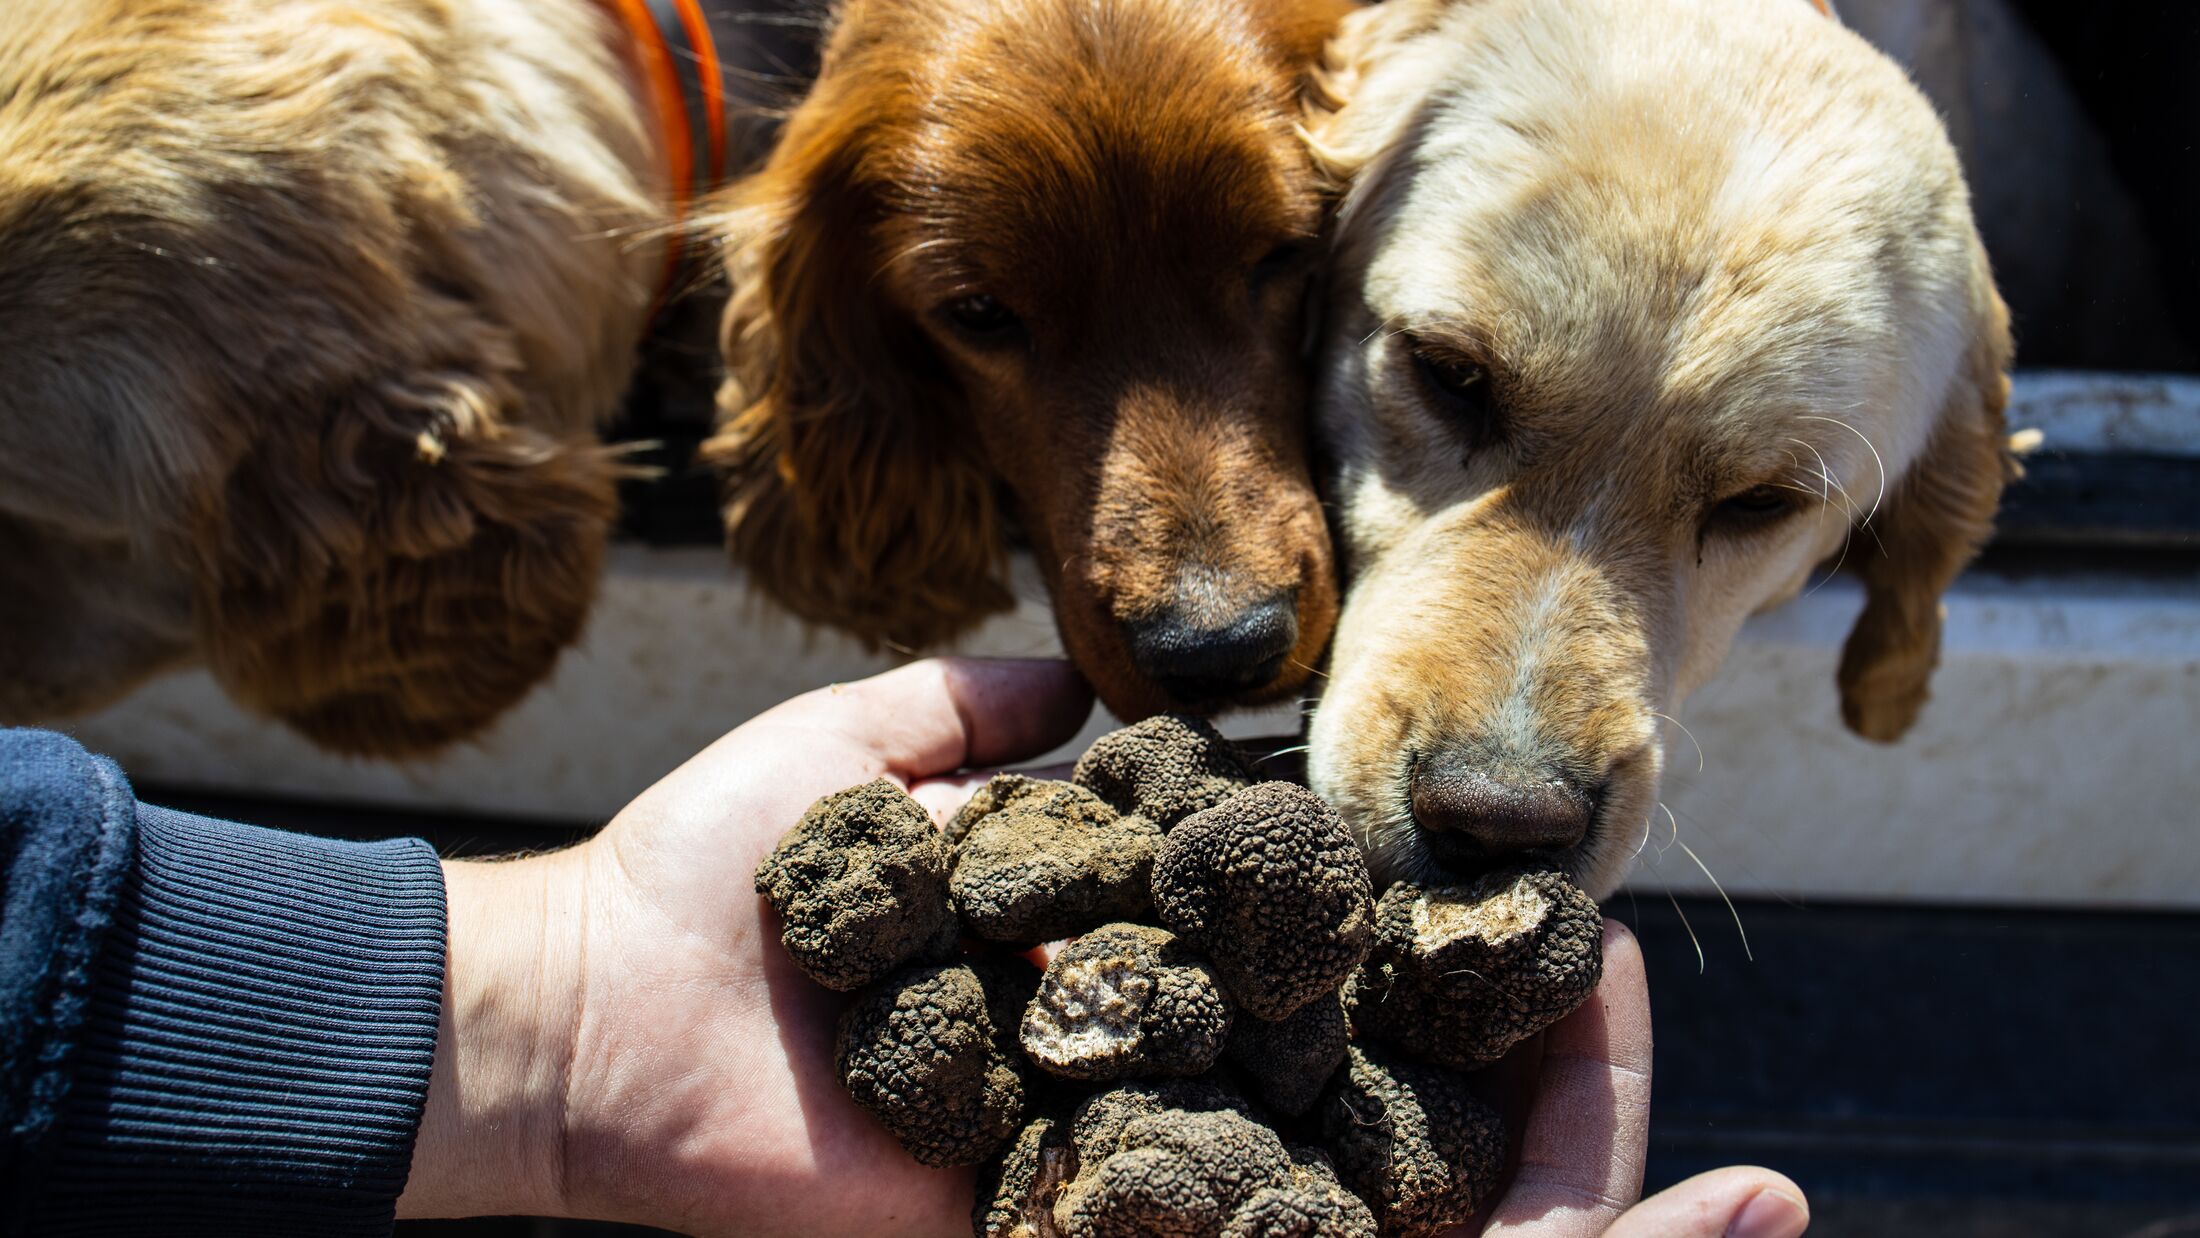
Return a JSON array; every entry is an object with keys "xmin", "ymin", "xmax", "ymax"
[{"xmin": 0, "ymin": 729, "xmax": 446, "ymax": 1237}]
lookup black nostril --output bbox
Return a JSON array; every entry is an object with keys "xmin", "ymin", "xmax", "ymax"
[
  {"xmin": 1409, "ymin": 750, "xmax": 1593, "ymax": 853},
  {"xmin": 1127, "ymin": 590, "xmax": 1298, "ymax": 702}
]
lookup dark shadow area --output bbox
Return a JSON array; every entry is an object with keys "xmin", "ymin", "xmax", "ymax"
[{"xmin": 1629, "ymin": 894, "xmax": 2200, "ymax": 1227}]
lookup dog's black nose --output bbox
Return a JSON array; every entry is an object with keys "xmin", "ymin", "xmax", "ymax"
[
  {"xmin": 1127, "ymin": 589, "xmax": 1298, "ymax": 702},
  {"xmin": 1410, "ymin": 751, "xmax": 1593, "ymax": 853}
]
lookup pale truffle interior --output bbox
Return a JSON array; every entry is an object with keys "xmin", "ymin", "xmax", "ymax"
[
  {"xmin": 1413, "ymin": 876, "xmax": 1550, "ymax": 950},
  {"xmin": 1022, "ymin": 952, "xmax": 1153, "ymax": 1068}
]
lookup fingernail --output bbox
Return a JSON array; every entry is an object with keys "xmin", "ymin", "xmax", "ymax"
[{"xmin": 1726, "ymin": 1187, "xmax": 1809, "ymax": 1238}]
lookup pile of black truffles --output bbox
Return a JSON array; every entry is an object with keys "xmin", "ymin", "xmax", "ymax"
[{"xmin": 754, "ymin": 716, "xmax": 1607, "ymax": 1238}]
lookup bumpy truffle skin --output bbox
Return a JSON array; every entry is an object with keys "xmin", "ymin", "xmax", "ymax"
[
  {"xmin": 949, "ymin": 776, "xmax": 1165, "ymax": 943},
  {"xmin": 1348, "ymin": 867, "xmax": 1603, "ymax": 1070},
  {"xmin": 975, "ymin": 1116, "xmax": 1078, "ymax": 1238},
  {"xmin": 754, "ymin": 778, "xmax": 958, "ymax": 991},
  {"xmin": 1222, "ymin": 1185, "xmax": 1378, "ymax": 1238},
  {"xmin": 1021, "ymin": 923, "xmax": 1233, "ymax": 1081},
  {"xmin": 1225, "ymin": 989, "xmax": 1350, "ymax": 1116},
  {"xmin": 835, "ymin": 958, "xmax": 1037, "ymax": 1168},
  {"xmin": 1072, "ymin": 715, "xmax": 1255, "ymax": 829},
  {"xmin": 1056, "ymin": 1092, "xmax": 1297, "ymax": 1238},
  {"xmin": 1152, "ymin": 782, "xmax": 1375, "ymax": 1020},
  {"xmin": 1319, "ymin": 1045, "xmax": 1505, "ymax": 1238}
]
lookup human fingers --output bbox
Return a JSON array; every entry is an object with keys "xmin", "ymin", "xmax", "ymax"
[
  {"xmin": 1479, "ymin": 920, "xmax": 1653, "ymax": 1236},
  {"xmin": 772, "ymin": 657, "xmax": 1092, "ymax": 779},
  {"xmin": 1605, "ymin": 1167, "xmax": 1809, "ymax": 1238},
  {"xmin": 907, "ymin": 760, "xmax": 1079, "ymax": 825}
]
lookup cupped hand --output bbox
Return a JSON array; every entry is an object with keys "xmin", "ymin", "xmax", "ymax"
[
  {"xmin": 398, "ymin": 657, "xmax": 1092, "ymax": 1235},
  {"xmin": 1459, "ymin": 921, "xmax": 1810, "ymax": 1238}
]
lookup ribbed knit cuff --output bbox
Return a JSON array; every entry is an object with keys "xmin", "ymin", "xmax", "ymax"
[{"xmin": 31, "ymin": 806, "xmax": 446, "ymax": 1236}]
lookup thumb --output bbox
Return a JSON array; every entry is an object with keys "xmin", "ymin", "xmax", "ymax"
[{"xmin": 1607, "ymin": 1167, "xmax": 1809, "ymax": 1238}]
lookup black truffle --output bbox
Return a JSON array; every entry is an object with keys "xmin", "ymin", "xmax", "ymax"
[
  {"xmin": 1319, "ymin": 1044, "xmax": 1505, "ymax": 1238},
  {"xmin": 835, "ymin": 957, "xmax": 1037, "ymax": 1168},
  {"xmin": 754, "ymin": 778, "xmax": 958, "ymax": 991},
  {"xmin": 1347, "ymin": 867, "xmax": 1603, "ymax": 1070},
  {"xmin": 949, "ymin": 776, "xmax": 1164, "ymax": 943},
  {"xmin": 1020, "ymin": 923, "xmax": 1234, "ymax": 1082},
  {"xmin": 1151, "ymin": 782, "xmax": 1375, "ymax": 1020},
  {"xmin": 1224, "ymin": 990, "xmax": 1350, "ymax": 1116},
  {"xmin": 1056, "ymin": 1084, "xmax": 1295, "ymax": 1238},
  {"xmin": 1072, "ymin": 714, "xmax": 1256, "ymax": 829},
  {"xmin": 975, "ymin": 1116, "xmax": 1078, "ymax": 1238}
]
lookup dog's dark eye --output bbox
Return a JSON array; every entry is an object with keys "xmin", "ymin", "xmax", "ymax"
[
  {"xmin": 1410, "ymin": 346, "xmax": 1496, "ymax": 442},
  {"xmin": 1250, "ymin": 243, "xmax": 1305, "ymax": 294},
  {"xmin": 944, "ymin": 294, "xmax": 1019, "ymax": 337},
  {"xmin": 1707, "ymin": 485, "xmax": 1797, "ymax": 532}
]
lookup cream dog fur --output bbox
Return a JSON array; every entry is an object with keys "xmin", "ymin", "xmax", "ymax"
[{"xmin": 1303, "ymin": 0, "xmax": 2015, "ymax": 896}]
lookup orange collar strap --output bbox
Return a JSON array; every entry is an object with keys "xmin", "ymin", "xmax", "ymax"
[
  {"xmin": 1805, "ymin": 0, "xmax": 1836, "ymax": 17},
  {"xmin": 603, "ymin": 0, "xmax": 729, "ymax": 307}
]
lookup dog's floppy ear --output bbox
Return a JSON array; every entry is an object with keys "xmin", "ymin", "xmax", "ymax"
[
  {"xmin": 1836, "ymin": 271, "xmax": 2016, "ymax": 742},
  {"xmin": 701, "ymin": 112, "xmax": 1011, "ymax": 652},
  {"xmin": 191, "ymin": 335, "xmax": 620, "ymax": 757}
]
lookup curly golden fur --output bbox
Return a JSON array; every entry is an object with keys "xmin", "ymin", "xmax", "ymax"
[
  {"xmin": 1301, "ymin": 0, "xmax": 2016, "ymax": 896},
  {"xmin": 0, "ymin": 0, "xmax": 676, "ymax": 754},
  {"xmin": 703, "ymin": 0, "xmax": 1350, "ymax": 720}
]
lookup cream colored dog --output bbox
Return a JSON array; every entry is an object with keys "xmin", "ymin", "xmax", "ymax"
[{"xmin": 1303, "ymin": 0, "xmax": 2016, "ymax": 896}]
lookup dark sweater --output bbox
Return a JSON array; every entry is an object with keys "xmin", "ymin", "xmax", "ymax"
[{"xmin": 0, "ymin": 729, "xmax": 445, "ymax": 1235}]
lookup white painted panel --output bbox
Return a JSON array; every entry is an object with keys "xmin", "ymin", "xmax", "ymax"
[{"xmin": 59, "ymin": 549, "xmax": 2200, "ymax": 908}]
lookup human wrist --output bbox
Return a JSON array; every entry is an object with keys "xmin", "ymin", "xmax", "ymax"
[{"xmin": 398, "ymin": 849, "xmax": 588, "ymax": 1219}]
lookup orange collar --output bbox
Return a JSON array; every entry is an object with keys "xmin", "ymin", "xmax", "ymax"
[
  {"xmin": 1805, "ymin": 0, "xmax": 1835, "ymax": 16},
  {"xmin": 603, "ymin": 0, "xmax": 729, "ymax": 307}
]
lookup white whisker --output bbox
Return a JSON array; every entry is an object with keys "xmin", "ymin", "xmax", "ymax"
[
  {"xmin": 1652, "ymin": 711, "xmax": 1704, "ymax": 775},
  {"xmin": 1799, "ymin": 415, "xmax": 1888, "ymax": 527},
  {"xmin": 1675, "ymin": 837, "xmax": 1753, "ymax": 962},
  {"xmin": 1666, "ymin": 889, "xmax": 1706, "ymax": 975}
]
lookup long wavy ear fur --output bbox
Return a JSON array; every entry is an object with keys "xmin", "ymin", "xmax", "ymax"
[
  {"xmin": 193, "ymin": 337, "xmax": 620, "ymax": 757},
  {"xmin": 701, "ymin": 116, "xmax": 1012, "ymax": 652},
  {"xmin": 1837, "ymin": 264, "xmax": 2017, "ymax": 742}
]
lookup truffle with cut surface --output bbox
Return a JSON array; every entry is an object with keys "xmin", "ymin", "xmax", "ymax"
[
  {"xmin": 1072, "ymin": 714, "xmax": 1256, "ymax": 829},
  {"xmin": 1224, "ymin": 989, "xmax": 1350, "ymax": 1116},
  {"xmin": 1151, "ymin": 782, "xmax": 1375, "ymax": 1020},
  {"xmin": 949, "ymin": 776, "xmax": 1164, "ymax": 943},
  {"xmin": 975, "ymin": 1116, "xmax": 1078, "ymax": 1238},
  {"xmin": 754, "ymin": 778, "xmax": 958, "ymax": 991},
  {"xmin": 1347, "ymin": 867, "xmax": 1603, "ymax": 1070},
  {"xmin": 1021, "ymin": 923, "xmax": 1234, "ymax": 1082},
  {"xmin": 1318, "ymin": 1044, "xmax": 1505, "ymax": 1238},
  {"xmin": 835, "ymin": 957, "xmax": 1037, "ymax": 1167}
]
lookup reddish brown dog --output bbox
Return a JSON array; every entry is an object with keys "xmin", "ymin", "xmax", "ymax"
[{"xmin": 706, "ymin": 0, "xmax": 1347, "ymax": 718}]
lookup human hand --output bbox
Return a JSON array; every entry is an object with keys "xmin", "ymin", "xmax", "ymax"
[
  {"xmin": 396, "ymin": 657, "xmax": 1093, "ymax": 1235},
  {"xmin": 1462, "ymin": 921, "xmax": 1810, "ymax": 1238}
]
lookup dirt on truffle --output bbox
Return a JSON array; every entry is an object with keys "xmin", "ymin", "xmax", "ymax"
[
  {"xmin": 1020, "ymin": 923, "xmax": 1234, "ymax": 1082},
  {"xmin": 1319, "ymin": 1044, "xmax": 1506, "ymax": 1238},
  {"xmin": 1347, "ymin": 867, "xmax": 1603, "ymax": 1070},
  {"xmin": 1071, "ymin": 715, "xmax": 1256, "ymax": 829},
  {"xmin": 949, "ymin": 776, "xmax": 1164, "ymax": 944},
  {"xmin": 1152, "ymin": 782, "xmax": 1375, "ymax": 1020},
  {"xmin": 754, "ymin": 778, "xmax": 959, "ymax": 991},
  {"xmin": 835, "ymin": 957, "xmax": 1039, "ymax": 1168},
  {"xmin": 1224, "ymin": 989, "xmax": 1350, "ymax": 1116}
]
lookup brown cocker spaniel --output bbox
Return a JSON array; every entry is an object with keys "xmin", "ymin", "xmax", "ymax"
[{"xmin": 705, "ymin": 0, "xmax": 1351, "ymax": 720}]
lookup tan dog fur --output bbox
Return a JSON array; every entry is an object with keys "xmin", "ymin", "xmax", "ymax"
[
  {"xmin": 0, "ymin": 0, "xmax": 672, "ymax": 754},
  {"xmin": 1302, "ymin": 0, "xmax": 2015, "ymax": 895}
]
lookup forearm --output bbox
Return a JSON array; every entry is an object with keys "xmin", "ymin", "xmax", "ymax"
[
  {"xmin": 397, "ymin": 852, "xmax": 588, "ymax": 1221},
  {"xmin": 3, "ymin": 727, "xmax": 448, "ymax": 1236}
]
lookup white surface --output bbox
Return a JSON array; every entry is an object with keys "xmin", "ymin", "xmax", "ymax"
[
  {"xmin": 2006, "ymin": 369, "xmax": 2200, "ymax": 455},
  {"xmin": 63, "ymin": 548, "xmax": 2200, "ymax": 909}
]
